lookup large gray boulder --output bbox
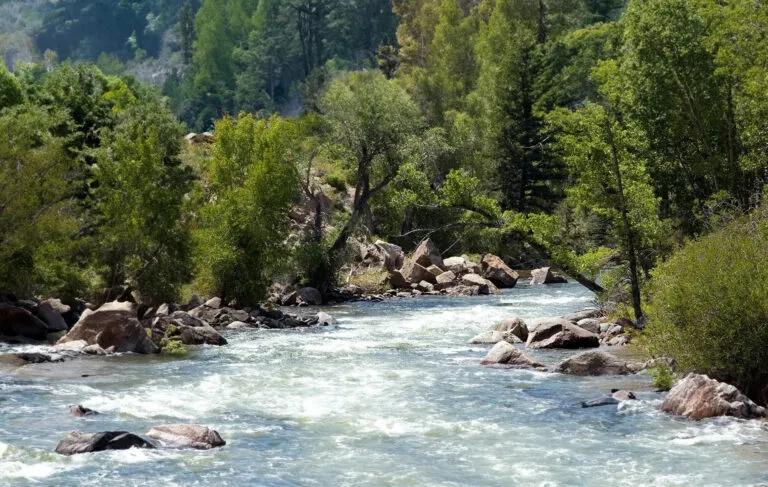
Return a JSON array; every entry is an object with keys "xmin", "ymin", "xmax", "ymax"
[
  {"xmin": 555, "ymin": 351, "xmax": 632, "ymax": 376},
  {"xmin": 480, "ymin": 341, "xmax": 545, "ymax": 369},
  {"xmin": 530, "ymin": 267, "xmax": 568, "ymax": 285},
  {"xmin": 55, "ymin": 431, "xmax": 155, "ymax": 456},
  {"xmin": 298, "ymin": 287, "xmax": 322, "ymax": 305},
  {"xmin": 481, "ymin": 254, "xmax": 518, "ymax": 288},
  {"xmin": 443, "ymin": 256, "xmax": 468, "ymax": 275},
  {"xmin": 402, "ymin": 259, "xmax": 437, "ymax": 285},
  {"xmin": 146, "ymin": 424, "xmax": 225, "ymax": 450},
  {"xmin": 526, "ymin": 319, "xmax": 599, "ymax": 349},
  {"xmin": 461, "ymin": 274, "xmax": 499, "ymax": 295},
  {"xmin": 412, "ymin": 238, "xmax": 444, "ymax": 270},
  {"xmin": 489, "ymin": 317, "xmax": 529, "ymax": 342},
  {"xmin": 563, "ymin": 308, "xmax": 602, "ymax": 322},
  {"xmin": 37, "ymin": 299, "xmax": 70, "ymax": 332},
  {"xmin": 468, "ymin": 330, "xmax": 509, "ymax": 345},
  {"xmin": 0, "ymin": 304, "xmax": 50, "ymax": 340},
  {"xmin": 363, "ymin": 240, "xmax": 405, "ymax": 271},
  {"xmin": 660, "ymin": 374, "xmax": 766, "ymax": 420},
  {"xmin": 56, "ymin": 301, "xmax": 158, "ymax": 354}
]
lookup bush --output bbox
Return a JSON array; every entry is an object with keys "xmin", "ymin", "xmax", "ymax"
[
  {"xmin": 349, "ymin": 268, "xmax": 390, "ymax": 294},
  {"xmin": 645, "ymin": 202, "xmax": 768, "ymax": 403},
  {"xmin": 649, "ymin": 365, "xmax": 674, "ymax": 391}
]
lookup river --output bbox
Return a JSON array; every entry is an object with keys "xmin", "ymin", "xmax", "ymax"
[{"xmin": 1, "ymin": 281, "xmax": 767, "ymax": 486}]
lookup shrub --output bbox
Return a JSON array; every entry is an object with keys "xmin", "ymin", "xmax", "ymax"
[
  {"xmin": 649, "ymin": 365, "xmax": 674, "ymax": 391},
  {"xmin": 644, "ymin": 202, "xmax": 768, "ymax": 403},
  {"xmin": 349, "ymin": 268, "xmax": 390, "ymax": 294},
  {"xmin": 160, "ymin": 338, "xmax": 187, "ymax": 356}
]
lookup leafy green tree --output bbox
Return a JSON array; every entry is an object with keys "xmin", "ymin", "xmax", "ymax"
[
  {"xmin": 0, "ymin": 61, "xmax": 22, "ymax": 110},
  {"xmin": 91, "ymin": 102, "xmax": 193, "ymax": 303},
  {"xmin": 193, "ymin": 114, "xmax": 299, "ymax": 304},
  {"xmin": 321, "ymin": 71, "xmax": 425, "ymax": 258},
  {"xmin": 548, "ymin": 98, "xmax": 661, "ymax": 320},
  {"xmin": 0, "ymin": 105, "xmax": 84, "ymax": 297}
]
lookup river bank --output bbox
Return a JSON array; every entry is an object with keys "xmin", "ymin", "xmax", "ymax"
[{"xmin": 2, "ymin": 282, "xmax": 768, "ymax": 486}]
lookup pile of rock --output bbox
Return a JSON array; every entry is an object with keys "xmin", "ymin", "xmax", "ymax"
[
  {"xmin": 530, "ymin": 267, "xmax": 568, "ymax": 285},
  {"xmin": 387, "ymin": 238, "xmax": 519, "ymax": 297},
  {"xmin": 0, "ymin": 296, "xmax": 82, "ymax": 342}
]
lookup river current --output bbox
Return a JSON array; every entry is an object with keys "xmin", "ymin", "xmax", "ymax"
[{"xmin": 2, "ymin": 281, "xmax": 768, "ymax": 486}]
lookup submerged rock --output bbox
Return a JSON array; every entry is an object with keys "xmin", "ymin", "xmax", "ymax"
[
  {"xmin": 555, "ymin": 351, "xmax": 632, "ymax": 376},
  {"xmin": 526, "ymin": 319, "xmax": 599, "ymax": 349},
  {"xmin": 55, "ymin": 431, "xmax": 155, "ymax": 455},
  {"xmin": 480, "ymin": 341, "xmax": 545, "ymax": 369},
  {"xmin": 468, "ymin": 330, "xmax": 508, "ymax": 345},
  {"xmin": 580, "ymin": 390, "xmax": 637, "ymax": 408},
  {"xmin": 69, "ymin": 405, "xmax": 99, "ymax": 417},
  {"xmin": 146, "ymin": 424, "xmax": 225, "ymax": 450},
  {"xmin": 660, "ymin": 374, "xmax": 766, "ymax": 420},
  {"xmin": 316, "ymin": 312, "xmax": 337, "ymax": 326}
]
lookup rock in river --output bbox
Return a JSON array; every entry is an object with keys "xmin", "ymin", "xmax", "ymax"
[
  {"xmin": 480, "ymin": 341, "xmax": 545, "ymax": 369},
  {"xmin": 660, "ymin": 373, "xmax": 766, "ymax": 420},
  {"xmin": 55, "ymin": 431, "xmax": 155, "ymax": 455},
  {"xmin": 489, "ymin": 317, "xmax": 529, "ymax": 342},
  {"xmin": 0, "ymin": 304, "xmax": 50, "ymax": 340},
  {"xmin": 555, "ymin": 351, "xmax": 632, "ymax": 376},
  {"xmin": 147, "ymin": 424, "xmax": 226, "ymax": 450},
  {"xmin": 57, "ymin": 301, "xmax": 158, "ymax": 354},
  {"xmin": 526, "ymin": 319, "xmax": 599, "ymax": 349}
]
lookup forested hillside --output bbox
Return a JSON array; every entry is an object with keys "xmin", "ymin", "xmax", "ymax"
[{"xmin": 2, "ymin": 0, "xmax": 768, "ymax": 398}]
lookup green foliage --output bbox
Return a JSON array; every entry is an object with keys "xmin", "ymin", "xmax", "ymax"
[
  {"xmin": 645, "ymin": 203, "xmax": 768, "ymax": 402},
  {"xmin": 160, "ymin": 337, "xmax": 187, "ymax": 356},
  {"xmin": 649, "ymin": 365, "xmax": 674, "ymax": 392},
  {"xmin": 91, "ymin": 101, "xmax": 193, "ymax": 303},
  {"xmin": 0, "ymin": 61, "xmax": 22, "ymax": 109},
  {"xmin": 349, "ymin": 268, "xmax": 390, "ymax": 294},
  {"xmin": 192, "ymin": 114, "xmax": 299, "ymax": 305}
]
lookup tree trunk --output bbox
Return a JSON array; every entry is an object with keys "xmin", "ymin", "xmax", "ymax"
[{"xmin": 604, "ymin": 113, "xmax": 644, "ymax": 320}]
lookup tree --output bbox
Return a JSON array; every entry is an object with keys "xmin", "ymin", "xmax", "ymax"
[
  {"xmin": 321, "ymin": 71, "xmax": 425, "ymax": 259},
  {"xmin": 92, "ymin": 102, "xmax": 193, "ymax": 303},
  {"xmin": 179, "ymin": 2, "xmax": 195, "ymax": 65},
  {"xmin": 0, "ymin": 105, "xmax": 84, "ymax": 297},
  {"xmin": 0, "ymin": 61, "xmax": 23, "ymax": 110},
  {"xmin": 193, "ymin": 114, "xmax": 299, "ymax": 305},
  {"xmin": 549, "ymin": 98, "xmax": 661, "ymax": 320}
]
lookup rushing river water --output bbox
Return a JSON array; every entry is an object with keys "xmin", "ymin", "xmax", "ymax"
[{"xmin": 2, "ymin": 282, "xmax": 768, "ymax": 486}]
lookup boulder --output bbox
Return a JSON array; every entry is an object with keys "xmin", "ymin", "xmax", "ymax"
[
  {"xmin": 526, "ymin": 319, "xmax": 599, "ymax": 349},
  {"xmin": 446, "ymin": 285, "xmax": 480, "ymax": 296},
  {"xmin": 468, "ymin": 330, "xmax": 508, "ymax": 345},
  {"xmin": 660, "ymin": 374, "xmax": 766, "ymax": 420},
  {"xmin": 412, "ymin": 238, "xmax": 444, "ymax": 270},
  {"xmin": 298, "ymin": 287, "xmax": 322, "ymax": 305},
  {"xmin": 178, "ymin": 323, "xmax": 227, "ymax": 346},
  {"xmin": 480, "ymin": 341, "xmax": 546, "ymax": 369},
  {"xmin": 205, "ymin": 297, "xmax": 222, "ymax": 309},
  {"xmin": 70, "ymin": 405, "xmax": 98, "ymax": 417},
  {"xmin": 83, "ymin": 344, "xmax": 108, "ymax": 355},
  {"xmin": 155, "ymin": 303, "xmax": 176, "ymax": 317},
  {"xmin": 170, "ymin": 310, "xmax": 205, "ymax": 328},
  {"xmin": 436, "ymin": 271, "xmax": 456, "ymax": 285},
  {"xmin": 575, "ymin": 318, "xmax": 601, "ymax": 334},
  {"xmin": 226, "ymin": 321, "xmax": 250, "ymax": 329},
  {"xmin": 563, "ymin": 308, "xmax": 603, "ymax": 322},
  {"xmin": 427, "ymin": 265, "xmax": 444, "ymax": 277},
  {"xmin": 530, "ymin": 267, "xmax": 568, "ymax": 285},
  {"xmin": 57, "ymin": 301, "xmax": 158, "ymax": 354},
  {"xmin": 55, "ymin": 431, "xmax": 155, "ymax": 456},
  {"xmin": 388, "ymin": 270, "xmax": 409, "ymax": 289},
  {"xmin": 416, "ymin": 281, "xmax": 435, "ymax": 293},
  {"xmin": 37, "ymin": 299, "xmax": 69, "ymax": 332},
  {"xmin": 0, "ymin": 304, "xmax": 50, "ymax": 340},
  {"xmin": 481, "ymin": 254, "xmax": 519, "ymax": 288},
  {"xmin": 402, "ymin": 259, "xmax": 437, "ymax": 285},
  {"xmin": 580, "ymin": 391, "xmax": 636, "ymax": 408},
  {"xmin": 460, "ymin": 274, "xmax": 499, "ymax": 295},
  {"xmin": 555, "ymin": 351, "xmax": 632, "ymax": 376},
  {"xmin": 489, "ymin": 317, "xmax": 529, "ymax": 342},
  {"xmin": 363, "ymin": 240, "xmax": 405, "ymax": 271},
  {"xmin": 443, "ymin": 256, "xmax": 468, "ymax": 275},
  {"xmin": 146, "ymin": 424, "xmax": 226, "ymax": 450}
]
